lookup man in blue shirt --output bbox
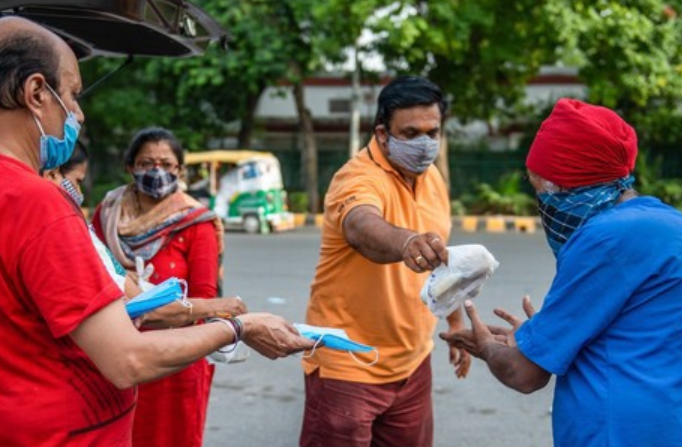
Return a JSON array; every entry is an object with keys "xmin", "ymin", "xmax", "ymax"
[{"xmin": 442, "ymin": 98, "xmax": 682, "ymax": 447}]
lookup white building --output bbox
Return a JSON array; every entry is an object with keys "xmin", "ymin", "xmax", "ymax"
[{"xmin": 251, "ymin": 67, "xmax": 586, "ymax": 152}]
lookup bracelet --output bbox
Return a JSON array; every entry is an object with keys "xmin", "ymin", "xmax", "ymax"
[
  {"xmin": 401, "ymin": 233, "xmax": 420, "ymax": 255},
  {"xmin": 232, "ymin": 317, "xmax": 244, "ymax": 340},
  {"xmin": 208, "ymin": 318, "xmax": 239, "ymax": 353}
]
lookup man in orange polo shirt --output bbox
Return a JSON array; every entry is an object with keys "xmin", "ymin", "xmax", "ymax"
[{"xmin": 300, "ymin": 76, "xmax": 471, "ymax": 447}]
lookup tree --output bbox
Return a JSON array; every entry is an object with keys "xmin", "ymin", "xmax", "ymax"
[
  {"xmin": 547, "ymin": 0, "xmax": 682, "ymax": 145},
  {"xmin": 367, "ymin": 1, "xmax": 558, "ymax": 189},
  {"xmin": 78, "ymin": 0, "xmax": 323, "ymax": 210},
  {"xmin": 303, "ymin": 1, "xmax": 396, "ymax": 158},
  {"xmin": 371, "ymin": 1, "xmax": 559, "ymax": 123}
]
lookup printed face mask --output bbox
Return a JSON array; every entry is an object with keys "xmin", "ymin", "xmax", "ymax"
[
  {"xmin": 537, "ymin": 175, "xmax": 635, "ymax": 257},
  {"xmin": 386, "ymin": 134, "xmax": 440, "ymax": 174},
  {"xmin": 60, "ymin": 177, "xmax": 84, "ymax": 207},
  {"xmin": 294, "ymin": 323, "xmax": 379, "ymax": 366},
  {"xmin": 33, "ymin": 84, "xmax": 81, "ymax": 170},
  {"xmin": 133, "ymin": 167, "xmax": 178, "ymax": 200}
]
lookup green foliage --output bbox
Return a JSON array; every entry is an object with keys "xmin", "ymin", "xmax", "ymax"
[
  {"xmin": 635, "ymin": 152, "xmax": 682, "ymax": 208},
  {"xmin": 550, "ymin": 1, "xmax": 682, "ymax": 106},
  {"xmin": 547, "ymin": 0, "xmax": 682, "ymax": 144},
  {"xmin": 369, "ymin": 0, "xmax": 682, "ymax": 150},
  {"xmin": 462, "ymin": 171, "xmax": 536, "ymax": 215},
  {"xmin": 78, "ymin": 0, "xmax": 325, "ymax": 187},
  {"xmin": 305, "ymin": 0, "xmax": 397, "ymax": 67},
  {"xmin": 450, "ymin": 199, "xmax": 468, "ymax": 216},
  {"xmin": 288, "ymin": 191, "xmax": 310, "ymax": 213},
  {"xmin": 79, "ymin": 0, "xmax": 303, "ymax": 147},
  {"xmin": 371, "ymin": 0, "xmax": 560, "ymax": 123},
  {"xmin": 72, "ymin": 0, "xmax": 682, "ymax": 205},
  {"xmin": 86, "ymin": 179, "xmax": 125, "ymax": 208}
]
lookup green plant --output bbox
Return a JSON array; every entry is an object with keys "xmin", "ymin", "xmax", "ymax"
[
  {"xmin": 450, "ymin": 199, "xmax": 467, "ymax": 216},
  {"xmin": 288, "ymin": 191, "xmax": 309, "ymax": 213},
  {"xmin": 463, "ymin": 171, "xmax": 536, "ymax": 215},
  {"xmin": 636, "ymin": 152, "xmax": 682, "ymax": 209}
]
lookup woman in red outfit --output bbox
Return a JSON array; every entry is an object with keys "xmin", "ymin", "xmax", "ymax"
[{"xmin": 92, "ymin": 127, "xmax": 234, "ymax": 447}]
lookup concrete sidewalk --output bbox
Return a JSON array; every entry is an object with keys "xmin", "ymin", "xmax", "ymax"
[{"xmin": 292, "ymin": 213, "xmax": 542, "ymax": 234}]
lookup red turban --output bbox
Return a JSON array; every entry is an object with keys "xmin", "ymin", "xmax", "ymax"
[{"xmin": 526, "ymin": 98, "xmax": 638, "ymax": 188}]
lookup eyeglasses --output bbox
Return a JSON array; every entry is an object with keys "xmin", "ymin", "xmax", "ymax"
[{"xmin": 134, "ymin": 159, "xmax": 180, "ymax": 172}]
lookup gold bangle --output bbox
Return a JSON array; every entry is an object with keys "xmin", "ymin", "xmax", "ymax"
[{"xmin": 216, "ymin": 311, "xmax": 232, "ymax": 319}]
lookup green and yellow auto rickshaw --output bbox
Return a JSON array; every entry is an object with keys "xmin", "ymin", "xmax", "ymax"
[{"xmin": 184, "ymin": 150, "xmax": 294, "ymax": 234}]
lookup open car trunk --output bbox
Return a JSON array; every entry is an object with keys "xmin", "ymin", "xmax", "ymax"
[{"xmin": 0, "ymin": 0, "xmax": 227, "ymax": 59}]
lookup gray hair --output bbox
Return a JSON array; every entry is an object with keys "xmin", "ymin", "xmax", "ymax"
[{"xmin": 0, "ymin": 26, "xmax": 60, "ymax": 109}]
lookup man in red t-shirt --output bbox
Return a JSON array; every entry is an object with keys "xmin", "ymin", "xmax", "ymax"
[{"xmin": 0, "ymin": 16, "xmax": 314, "ymax": 447}]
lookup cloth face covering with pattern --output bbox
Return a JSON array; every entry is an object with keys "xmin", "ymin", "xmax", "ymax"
[
  {"xmin": 134, "ymin": 167, "xmax": 179, "ymax": 200},
  {"xmin": 60, "ymin": 177, "xmax": 84, "ymax": 206},
  {"xmin": 537, "ymin": 175, "xmax": 634, "ymax": 257},
  {"xmin": 386, "ymin": 134, "xmax": 439, "ymax": 174}
]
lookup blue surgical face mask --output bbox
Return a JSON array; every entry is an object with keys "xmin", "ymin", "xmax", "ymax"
[
  {"xmin": 33, "ymin": 84, "xmax": 81, "ymax": 170},
  {"xmin": 60, "ymin": 177, "xmax": 84, "ymax": 207},
  {"xmin": 294, "ymin": 323, "xmax": 379, "ymax": 366},
  {"xmin": 387, "ymin": 134, "xmax": 440, "ymax": 174},
  {"xmin": 125, "ymin": 277, "xmax": 187, "ymax": 319}
]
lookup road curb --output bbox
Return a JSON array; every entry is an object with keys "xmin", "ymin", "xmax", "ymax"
[
  {"xmin": 293, "ymin": 213, "xmax": 541, "ymax": 233},
  {"xmin": 452, "ymin": 216, "xmax": 541, "ymax": 233}
]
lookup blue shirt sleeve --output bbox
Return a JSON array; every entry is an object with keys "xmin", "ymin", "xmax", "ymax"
[{"xmin": 515, "ymin": 216, "xmax": 643, "ymax": 375}]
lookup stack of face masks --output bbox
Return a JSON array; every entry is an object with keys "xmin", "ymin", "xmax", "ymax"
[{"xmin": 125, "ymin": 277, "xmax": 187, "ymax": 319}]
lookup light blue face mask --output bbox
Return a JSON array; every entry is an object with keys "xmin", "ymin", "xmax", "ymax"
[
  {"xmin": 294, "ymin": 323, "xmax": 379, "ymax": 366},
  {"xmin": 33, "ymin": 84, "xmax": 81, "ymax": 170},
  {"xmin": 125, "ymin": 277, "xmax": 188, "ymax": 319}
]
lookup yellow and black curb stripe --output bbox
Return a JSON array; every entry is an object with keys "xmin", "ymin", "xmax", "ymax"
[
  {"xmin": 452, "ymin": 216, "xmax": 540, "ymax": 233},
  {"xmin": 293, "ymin": 214, "xmax": 541, "ymax": 233}
]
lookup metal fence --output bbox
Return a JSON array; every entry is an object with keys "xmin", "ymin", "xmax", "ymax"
[{"xmin": 273, "ymin": 143, "xmax": 682, "ymax": 201}]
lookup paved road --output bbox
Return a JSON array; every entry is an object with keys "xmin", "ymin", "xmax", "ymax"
[{"xmin": 204, "ymin": 227, "xmax": 556, "ymax": 447}]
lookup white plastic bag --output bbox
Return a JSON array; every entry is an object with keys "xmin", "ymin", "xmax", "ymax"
[
  {"xmin": 420, "ymin": 244, "xmax": 499, "ymax": 318},
  {"xmin": 207, "ymin": 342, "xmax": 250, "ymax": 365}
]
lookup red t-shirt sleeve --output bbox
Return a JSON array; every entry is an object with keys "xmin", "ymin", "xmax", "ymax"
[
  {"xmin": 19, "ymin": 213, "xmax": 124, "ymax": 338},
  {"xmin": 185, "ymin": 221, "xmax": 219, "ymax": 298}
]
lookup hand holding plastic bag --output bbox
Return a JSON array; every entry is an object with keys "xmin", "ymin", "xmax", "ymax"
[{"xmin": 420, "ymin": 244, "xmax": 499, "ymax": 318}]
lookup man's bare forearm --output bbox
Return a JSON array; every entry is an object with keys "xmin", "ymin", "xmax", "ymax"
[
  {"xmin": 344, "ymin": 207, "xmax": 414, "ymax": 263},
  {"xmin": 482, "ymin": 343, "xmax": 551, "ymax": 394}
]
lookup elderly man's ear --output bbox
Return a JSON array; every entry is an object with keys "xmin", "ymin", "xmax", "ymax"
[{"xmin": 24, "ymin": 74, "xmax": 50, "ymax": 111}]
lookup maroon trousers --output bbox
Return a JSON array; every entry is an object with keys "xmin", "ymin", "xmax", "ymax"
[{"xmin": 300, "ymin": 355, "xmax": 433, "ymax": 447}]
